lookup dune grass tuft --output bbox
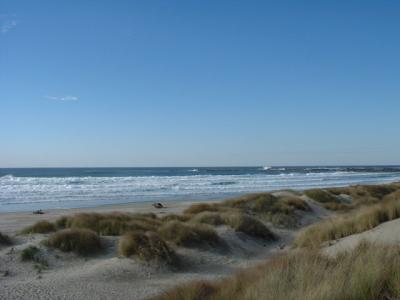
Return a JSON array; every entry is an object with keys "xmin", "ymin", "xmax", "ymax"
[
  {"xmin": 183, "ymin": 203, "xmax": 220, "ymax": 214},
  {"xmin": 55, "ymin": 216, "xmax": 69, "ymax": 229},
  {"xmin": 223, "ymin": 193, "xmax": 277, "ymax": 210},
  {"xmin": 21, "ymin": 220, "xmax": 56, "ymax": 234},
  {"xmin": 326, "ymin": 183, "xmax": 400, "ymax": 208},
  {"xmin": 152, "ymin": 281, "xmax": 217, "ymax": 300},
  {"xmin": 20, "ymin": 245, "xmax": 40, "ymax": 261},
  {"xmin": 61, "ymin": 212, "xmax": 162, "ymax": 236},
  {"xmin": 223, "ymin": 193, "xmax": 309, "ymax": 221},
  {"xmin": 305, "ymin": 189, "xmax": 338, "ymax": 204},
  {"xmin": 20, "ymin": 245, "xmax": 49, "ymax": 271},
  {"xmin": 152, "ymin": 242, "xmax": 400, "ymax": 300},
  {"xmin": 0, "ymin": 232, "xmax": 12, "ymax": 246},
  {"xmin": 293, "ymin": 197, "xmax": 400, "ymax": 248},
  {"xmin": 119, "ymin": 231, "xmax": 178, "ymax": 266},
  {"xmin": 161, "ymin": 214, "xmax": 192, "ymax": 223},
  {"xmin": 158, "ymin": 221, "xmax": 221, "ymax": 248},
  {"xmin": 279, "ymin": 196, "xmax": 310, "ymax": 211},
  {"xmin": 221, "ymin": 212, "xmax": 276, "ymax": 240},
  {"xmin": 46, "ymin": 228, "xmax": 102, "ymax": 255},
  {"xmin": 189, "ymin": 212, "xmax": 224, "ymax": 226}
]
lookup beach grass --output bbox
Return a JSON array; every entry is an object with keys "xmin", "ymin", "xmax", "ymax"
[
  {"xmin": 57, "ymin": 212, "xmax": 162, "ymax": 236},
  {"xmin": 183, "ymin": 203, "xmax": 221, "ymax": 214},
  {"xmin": 118, "ymin": 231, "xmax": 178, "ymax": 266},
  {"xmin": 305, "ymin": 183, "xmax": 400, "ymax": 211},
  {"xmin": 161, "ymin": 214, "xmax": 193, "ymax": 223},
  {"xmin": 221, "ymin": 212, "xmax": 276, "ymax": 240},
  {"xmin": 158, "ymin": 221, "xmax": 222, "ymax": 248},
  {"xmin": 293, "ymin": 195, "xmax": 400, "ymax": 248},
  {"xmin": 182, "ymin": 192, "xmax": 309, "ymax": 229},
  {"xmin": 21, "ymin": 220, "xmax": 56, "ymax": 234},
  {"xmin": 46, "ymin": 228, "xmax": 102, "ymax": 255},
  {"xmin": 189, "ymin": 212, "xmax": 224, "ymax": 226},
  {"xmin": 152, "ymin": 242, "xmax": 400, "ymax": 300},
  {"xmin": 20, "ymin": 246, "xmax": 40, "ymax": 261}
]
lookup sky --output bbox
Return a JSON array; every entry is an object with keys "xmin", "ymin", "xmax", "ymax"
[{"xmin": 1, "ymin": 0, "xmax": 400, "ymax": 167}]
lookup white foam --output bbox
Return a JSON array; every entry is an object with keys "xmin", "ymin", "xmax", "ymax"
[{"xmin": 1, "ymin": 172, "xmax": 400, "ymax": 211}]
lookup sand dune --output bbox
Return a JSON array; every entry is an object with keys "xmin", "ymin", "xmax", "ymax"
[
  {"xmin": 0, "ymin": 193, "xmax": 320, "ymax": 300},
  {"xmin": 323, "ymin": 218, "xmax": 400, "ymax": 256},
  {"xmin": 3, "ymin": 183, "xmax": 399, "ymax": 300}
]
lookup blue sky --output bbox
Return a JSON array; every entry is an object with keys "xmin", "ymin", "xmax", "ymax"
[{"xmin": 1, "ymin": 1, "xmax": 400, "ymax": 167}]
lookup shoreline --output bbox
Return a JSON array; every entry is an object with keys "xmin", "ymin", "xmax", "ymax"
[
  {"xmin": 0, "ymin": 198, "xmax": 220, "ymax": 235},
  {"xmin": 2, "ymin": 179, "xmax": 399, "ymax": 234}
]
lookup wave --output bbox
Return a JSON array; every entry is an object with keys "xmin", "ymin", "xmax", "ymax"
[
  {"xmin": 211, "ymin": 181, "xmax": 237, "ymax": 186},
  {"xmin": 303, "ymin": 166, "xmax": 400, "ymax": 173},
  {"xmin": 1, "ymin": 171, "xmax": 400, "ymax": 212}
]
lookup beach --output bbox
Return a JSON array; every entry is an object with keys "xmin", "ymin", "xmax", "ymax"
[
  {"xmin": 0, "ymin": 189, "xmax": 324, "ymax": 300},
  {"xmin": 1, "ymin": 183, "xmax": 400, "ymax": 300},
  {"xmin": 0, "ymin": 199, "xmax": 207, "ymax": 235}
]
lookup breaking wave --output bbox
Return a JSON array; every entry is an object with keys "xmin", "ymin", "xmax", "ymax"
[{"xmin": 1, "ymin": 166, "xmax": 400, "ymax": 212}]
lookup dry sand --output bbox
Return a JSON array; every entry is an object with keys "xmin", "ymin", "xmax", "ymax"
[
  {"xmin": 323, "ymin": 218, "xmax": 400, "ymax": 256},
  {"xmin": 0, "ymin": 195, "xmax": 328, "ymax": 300},
  {"xmin": 0, "ymin": 200, "xmax": 210, "ymax": 235}
]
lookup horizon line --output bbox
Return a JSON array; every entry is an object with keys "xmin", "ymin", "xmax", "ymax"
[{"xmin": 1, "ymin": 164, "xmax": 400, "ymax": 169}]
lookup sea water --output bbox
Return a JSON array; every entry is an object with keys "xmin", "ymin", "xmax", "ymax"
[{"xmin": 1, "ymin": 166, "xmax": 400, "ymax": 212}]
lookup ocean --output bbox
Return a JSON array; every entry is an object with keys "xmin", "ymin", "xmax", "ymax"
[{"xmin": 1, "ymin": 166, "xmax": 400, "ymax": 213}]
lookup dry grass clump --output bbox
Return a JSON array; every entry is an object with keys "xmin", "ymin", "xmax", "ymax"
[
  {"xmin": 327, "ymin": 183, "xmax": 400, "ymax": 207},
  {"xmin": 223, "ymin": 193, "xmax": 277, "ymax": 210},
  {"xmin": 383, "ymin": 189, "xmax": 400, "ymax": 202},
  {"xmin": 184, "ymin": 203, "xmax": 220, "ymax": 214},
  {"xmin": 189, "ymin": 212, "xmax": 224, "ymax": 226},
  {"xmin": 360, "ymin": 184, "xmax": 398, "ymax": 198},
  {"xmin": 304, "ymin": 188, "xmax": 353, "ymax": 210},
  {"xmin": 293, "ymin": 197, "xmax": 400, "ymax": 248},
  {"xmin": 118, "ymin": 231, "xmax": 178, "ymax": 266},
  {"xmin": 221, "ymin": 213, "xmax": 276, "ymax": 240},
  {"xmin": 46, "ymin": 228, "xmax": 102, "ymax": 255},
  {"xmin": 268, "ymin": 213, "xmax": 298, "ymax": 228},
  {"xmin": 55, "ymin": 216, "xmax": 69, "ymax": 229},
  {"xmin": 161, "ymin": 214, "xmax": 192, "ymax": 223},
  {"xmin": 21, "ymin": 220, "xmax": 56, "ymax": 234},
  {"xmin": 59, "ymin": 212, "xmax": 162, "ymax": 236},
  {"xmin": 168, "ymin": 192, "xmax": 308, "ymax": 232},
  {"xmin": 323, "ymin": 202, "xmax": 350, "ymax": 211},
  {"xmin": 221, "ymin": 193, "xmax": 308, "ymax": 228},
  {"xmin": 0, "ymin": 232, "xmax": 12, "ymax": 246},
  {"xmin": 304, "ymin": 189, "xmax": 338, "ymax": 204},
  {"xmin": 152, "ymin": 281, "xmax": 217, "ymax": 300},
  {"xmin": 279, "ymin": 196, "xmax": 310, "ymax": 211},
  {"xmin": 231, "ymin": 193, "xmax": 308, "ymax": 214},
  {"xmin": 152, "ymin": 242, "xmax": 400, "ymax": 300},
  {"xmin": 158, "ymin": 221, "xmax": 221, "ymax": 248},
  {"xmin": 311, "ymin": 184, "xmax": 400, "ymax": 210}
]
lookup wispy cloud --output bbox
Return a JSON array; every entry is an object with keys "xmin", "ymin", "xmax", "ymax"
[
  {"xmin": 45, "ymin": 96, "xmax": 79, "ymax": 102},
  {"xmin": 1, "ymin": 14, "xmax": 17, "ymax": 34}
]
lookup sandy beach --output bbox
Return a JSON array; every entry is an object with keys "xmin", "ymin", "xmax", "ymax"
[
  {"xmin": 1, "ymin": 183, "xmax": 400, "ymax": 300},
  {"xmin": 0, "ymin": 191, "xmax": 327, "ymax": 300},
  {"xmin": 0, "ymin": 199, "xmax": 215, "ymax": 235}
]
